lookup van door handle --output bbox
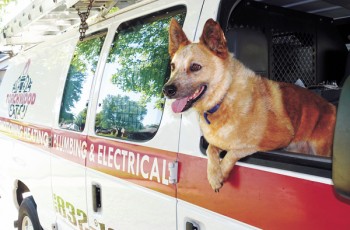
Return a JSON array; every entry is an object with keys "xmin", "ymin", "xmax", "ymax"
[
  {"xmin": 92, "ymin": 184, "xmax": 102, "ymax": 212},
  {"xmin": 186, "ymin": 221, "xmax": 199, "ymax": 230}
]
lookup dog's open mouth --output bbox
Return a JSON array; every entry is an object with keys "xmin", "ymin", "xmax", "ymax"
[{"xmin": 171, "ymin": 85, "xmax": 207, "ymax": 113}]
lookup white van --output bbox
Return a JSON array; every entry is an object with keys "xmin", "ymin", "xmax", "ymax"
[{"xmin": 1, "ymin": 0, "xmax": 350, "ymax": 229}]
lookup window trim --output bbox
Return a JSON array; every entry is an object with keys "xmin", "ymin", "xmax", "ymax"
[
  {"xmin": 200, "ymin": 136, "xmax": 332, "ymax": 178},
  {"xmin": 239, "ymin": 150, "xmax": 332, "ymax": 178}
]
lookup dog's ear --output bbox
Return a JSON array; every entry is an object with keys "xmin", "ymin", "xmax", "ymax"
[
  {"xmin": 200, "ymin": 19, "xmax": 228, "ymax": 59},
  {"xmin": 169, "ymin": 18, "xmax": 190, "ymax": 58}
]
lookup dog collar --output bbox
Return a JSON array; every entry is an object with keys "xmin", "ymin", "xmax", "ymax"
[{"xmin": 203, "ymin": 103, "xmax": 221, "ymax": 125}]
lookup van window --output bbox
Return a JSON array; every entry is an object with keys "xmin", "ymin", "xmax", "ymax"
[
  {"xmin": 214, "ymin": 0, "xmax": 350, "ymax": 177},
  {"xmin": 59, "ymin": 32, "xmax": 106, "ymax": 132},
  {"xmin": 95, "ymin": 9, "xmax": 185, "ymax": 141}
]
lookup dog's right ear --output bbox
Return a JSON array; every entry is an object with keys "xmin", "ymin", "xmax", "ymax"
[
  {"xmin": 169, "ymin": 18, "xmax": 190, "ymax": 58},
  {"xmin": 200, "ymin": 19, "xmax": 228, "ymax": 59}
]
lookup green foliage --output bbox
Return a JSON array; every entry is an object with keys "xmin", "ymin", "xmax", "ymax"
[
  {"xmin": 0, "ymin": 0, "xmax": 15, "ymax": 10},
  {"xmin": 107, "ymin": 6, "xmax": 119, "ymax": 15},
  {"xmin": 59, "ymin": 66, "xmax": 85, "ymax": 122},
  {"xmin": 108, "ymin": 13, "xmax": 185, "ymax": 108},
  {"xmin": 59, "ymin": 10, "xmax": 186, "ymax": 138},
  {"xmin": 75, "ymin": 107, "xmax": 87, "ymax": 129},
  {"xmin": 71, "ymin": 35, "xmax": 106, "ymax": 73},
  {"xmin": 94, "ymin": 11, "xmax": 185, "ymax": 140},
  {"xmin": 97, "ymin": 95, "xmax": 147, "ymax": 131},
  {"xmin": 59, "ymin": 34, "xmax": 105, "ymax": 128}
]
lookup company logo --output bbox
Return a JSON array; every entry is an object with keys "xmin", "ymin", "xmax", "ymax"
[{"xmin": 6, "ymin": 59, "xmax": 36, "ymax": 119}]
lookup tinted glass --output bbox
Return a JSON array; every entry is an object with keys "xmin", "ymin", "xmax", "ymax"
[{"xmin": 59, "ymin": 32, "xmax": 106, "ymax": 132}]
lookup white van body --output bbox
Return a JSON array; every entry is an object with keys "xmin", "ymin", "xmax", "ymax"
[{"xmin": 1, "ymin": 0, "xmax": 350, "ymax": 229}]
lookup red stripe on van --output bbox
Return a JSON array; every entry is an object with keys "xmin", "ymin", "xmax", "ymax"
[
  {"xmin": 177, "ymin": 154, "xmax": 350, "ymax": 229},
  {"xmin": 0, "ymin": 117, "xmax": 51, "ymax": 149},
  {"xmin": 86, "ymin": 136, "xmax": 177, "ymax": 197},
  {"xmin": 2, "ymin": 118, "xmax": 350, "ymax": 228},
  {"xmin": 52, "ymin": 129, "xmax": 87, "ymax": 165}
]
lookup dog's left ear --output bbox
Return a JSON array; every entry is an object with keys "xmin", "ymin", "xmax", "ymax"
[{"xmin": 200, "ymin": 19, "xmax": 228, "ymax": 59}]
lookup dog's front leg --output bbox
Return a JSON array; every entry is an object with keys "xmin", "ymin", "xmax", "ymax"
[
  {"xmin": 220, "ymin": 149, "xmax": 256, "ymax": 180},
  {"xmin": 220, "ymin": 150, "xmax": 240, "ymax": 181},
  {"xmin": 207, "ymin": 144, "xmax": 224, "ymax": 192}
]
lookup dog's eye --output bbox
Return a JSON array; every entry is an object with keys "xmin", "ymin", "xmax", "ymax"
[
  {"xmin": 190, "ymin": 63, "xmax": 202, "ymax": 72},
  {"xmin": 170, "ymin": 63, "xmax": 175, "ymax": 71}
]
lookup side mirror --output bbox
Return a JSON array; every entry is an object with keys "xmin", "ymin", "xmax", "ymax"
[{"xmin": 333, "ymin": 76, "xmax": 350, "ymax": 200}]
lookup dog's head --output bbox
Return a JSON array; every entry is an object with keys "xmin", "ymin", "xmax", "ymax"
[{"xmin": 163, "ymin": 18, "xmax": 230, "ymax": 113}]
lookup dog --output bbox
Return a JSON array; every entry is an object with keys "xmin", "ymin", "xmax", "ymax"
[{"xmin": 163, "ymin": 18, "xmax": 336, "ymax": 192}]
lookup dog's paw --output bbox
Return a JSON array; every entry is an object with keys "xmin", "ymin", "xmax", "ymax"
[
  {"xmin": 209, "ymin": 175, "xmax": 224, "ymax": 192},
  {"xmin": 207, "ymin": 165, "xmax": 224, "ymax": 192},
  {"xmin": 214, "ymin": 183, "xmax": 223, "ymax": 193}
]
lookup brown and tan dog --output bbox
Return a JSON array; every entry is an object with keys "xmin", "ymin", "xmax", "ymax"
[{"xmin": 163, "ymin": 18, "xmax": 336, "ymax": 191}]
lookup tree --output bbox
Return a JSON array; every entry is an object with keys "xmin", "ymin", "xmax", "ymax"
[
  {"xmin": 60, "ymin": 34, "xmax": 105, "ymax": 124},
  {"xmin": 59, "ymin": 65, "xmax": 85, "ymax": 122},
  {"xmin": 75, "ymin": 107, "xmax": 87, "ymax": 131},
  {"xmin": 107, "ymin": 14, "xmax": 185, "ymax": 108},
  {"xmin": 71, "ymin": 35, "xmax": 105, "ymax": 73},
  {"xmin": 98, "ymin": 95, "xmax": 147, "ymax": 132}
]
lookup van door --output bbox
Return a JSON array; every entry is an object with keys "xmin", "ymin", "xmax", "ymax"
[
  {"xmin": 85, "ymin": 1, "xmax": 203, "ymax": 229},
  {"xmin": 177, "ymin": 0, "xmax": 350, "ymax": 229},
  {"xmin": 51, "ymin": 31, "xmax": 107, "ymax": 229}
]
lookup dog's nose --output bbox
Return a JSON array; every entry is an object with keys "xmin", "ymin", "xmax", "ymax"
[{"xmin": 163, "ymin": 85, "xmax": 177, "ymax": 97}]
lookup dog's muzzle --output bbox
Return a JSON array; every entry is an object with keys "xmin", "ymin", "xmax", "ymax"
[{"xmin": 163, "ymin": 84, "xmax": 177, "ymax": 98}]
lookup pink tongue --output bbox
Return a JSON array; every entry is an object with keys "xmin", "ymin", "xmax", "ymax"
[{"xmin": 171, "ymin": 97, "xmax": 189, "ymax": 113}]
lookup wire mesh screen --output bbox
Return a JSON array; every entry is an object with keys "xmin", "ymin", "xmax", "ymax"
[{"xmin": 270, "ymin": 31, "xmax": 316, "ymax": 86}]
